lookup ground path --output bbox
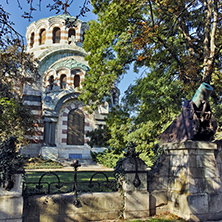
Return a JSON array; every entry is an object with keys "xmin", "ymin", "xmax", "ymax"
[{"xmin": 25, "ymin": 159, "xmax": 114, "ymax": 172}]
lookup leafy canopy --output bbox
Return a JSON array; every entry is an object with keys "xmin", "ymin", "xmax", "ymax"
[{"xmin": 82, "ymin": 0, "xmax": 222, "ymax": 157}]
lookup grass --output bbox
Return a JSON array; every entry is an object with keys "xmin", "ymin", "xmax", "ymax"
[
  {"xmin": 23, "ymin": 156, "xmax": 117, "ymax": 195},
  {"xmin": 23, "ymin": 170, "xmax": 117, "ymax": 195},
  {"xmin": 25, "ymin": 171, "xmax": 115, "ymax": 183},
  {"xmin": 24, "ymin": 156, "xmax": 63, "ymax": 169}
]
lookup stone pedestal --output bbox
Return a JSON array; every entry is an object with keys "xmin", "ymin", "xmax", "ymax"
[{"xmin": 164, "ymin": 141, "xmax": 221, "ymax": 221}]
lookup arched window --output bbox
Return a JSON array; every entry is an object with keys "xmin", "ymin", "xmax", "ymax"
[
  {"xmin": 74, "ymin": 75, "xmax": 80, "ymax": 88},
  {"xmin": 72, "ymin": 69, "xmax": 81, "ymax": 88},
  {"xmin": 68, "ymin": 28, "xmax": 75, "ymax": 38},
  {"xmin": 53, "ymin": 27, "xmax": 61, "ymax": 43},
  {"xmin": 82, "ymin": 30, "xmax": 85, "ymax": 42},
  {"xmin": 30, "ymin": 32, "xmax": 35, "ymax": 48},
  {"xmin": 60, "ymin": 74, "xmax": 66, "ymax": 89},
  {"xmin": 67, "ymin": 109, "xmax": 84, "ymax": 145},
  {"xmin": 39, "ymin": 29, "xmax": 46, "ymax": 45},
  {"xmin": 49, "ymin": 75, "xmax": 54, "ymax": 90}
]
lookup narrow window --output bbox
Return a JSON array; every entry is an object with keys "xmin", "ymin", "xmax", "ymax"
[
  {"xmin": 82, "ymin": 30, "xmax": 85, "ymax": 42},
  {"xmin": 30, "ymin": 32, "xmax": 35, "ymax": 48},
  {"xmin": 49, "ymin": 75, "xmax": 54, "ymax": 90},
  {"xmin": 53, "ymin": 27, "xmax": 61, "ymax": 43},
  {"xmin": 74, "ymin": 75, "xmax": 80, "ymax": 88},
  {"xmin": 68, "ymin": 28, "xmax": 75, "ymax": 38},
  {"xmin": 60, "ymin": 74, "xmax": 66, "ymax": 89},
  {"xmin": 39, "ymin": 29, "xmax": 46, "ymax": 45}
]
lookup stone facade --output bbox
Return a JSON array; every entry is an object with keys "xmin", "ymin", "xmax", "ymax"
[{"xmin": 21, "ymin": 14, "xmax": 120, "ymax": 159}]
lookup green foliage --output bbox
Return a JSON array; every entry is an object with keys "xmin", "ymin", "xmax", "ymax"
[
  {"xmin": 0, "ymin": 98, "xmax": 36, "ymax": 144},
  {"xmin": 82, "ymin": 0, "xmax": 220, "ymax": 107},
  {"xmin": 81, "ymin": 0, "xmax": 145, "ymax": 108},
  {"xmin": 0, "ymin": 14, "xmax": 39, "ymax": 145},
  {"xmin": 91, "ymin": 149, "xmax": 124, "ymax": 168},
  {"xmin": 0, "ymin": 137, "xmax": 24, "ymax": 190},
  {"xmin": 86, "ymin": 125, "xmax": 111, "ymax": 148},
  {"xmin": 105, "ymin": 106, "xmax": 130, "ymax": 152},
  {"xmin": 81, "ymin": 0, "xmax": 222, "ymax": 161}
]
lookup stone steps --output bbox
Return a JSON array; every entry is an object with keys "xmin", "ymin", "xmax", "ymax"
[{"xmin": 58, "ymin": 159, "xmax": 98, "ymax": 167}]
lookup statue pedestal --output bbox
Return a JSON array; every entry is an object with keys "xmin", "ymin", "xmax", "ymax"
[{"xmin": 164, "ymin": 141, "xmax": 221, "ymax": 221}]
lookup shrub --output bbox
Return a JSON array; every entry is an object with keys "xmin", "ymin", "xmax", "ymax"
[
  {"xmin": 0, "ymin": 137, "xmax": 24, "ymax": 190},
  {"xmin": 91, "ymin": 148, "xmax": 124, "ymax": 168}
]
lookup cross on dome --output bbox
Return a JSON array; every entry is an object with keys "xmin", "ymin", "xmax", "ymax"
[{"xmin": 64, "ymin": 0, "xmax": 70, "ymax": 14}]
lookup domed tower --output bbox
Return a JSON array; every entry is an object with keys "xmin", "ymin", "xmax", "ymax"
[{"xmin": 22, "ymin": 14, "xmax": 114, "ymax": 160}]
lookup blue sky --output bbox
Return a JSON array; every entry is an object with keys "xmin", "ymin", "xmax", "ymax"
[{"xmin": 2, "ymin": 0, "xmax": 139, "ymax": 100}]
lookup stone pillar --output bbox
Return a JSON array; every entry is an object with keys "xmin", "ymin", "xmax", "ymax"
[
  {"xmin": 120, "ymin": 156, "xmax": 149, "ymax": 219},
  {"xmin": 0, "ymin": 174, "xmax": 23, "ymax": 222},
  {"xmin": 49, "ymin": 121, "xmax": 56, "ymax": 146},
  {"xmin": 164, "ymin": 141, "xmax": 221, "ymax": 221},
  {"xmin": 43, "ymin": 121, "xmax": 50, "ymax": 145},
  {"xmin": 43, "ymin": 117, "xmax": 57, "ymax": 146}
]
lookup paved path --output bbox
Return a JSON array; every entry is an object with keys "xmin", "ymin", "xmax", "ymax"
[{"xmin": 26, "ymin": 159, "xmax": 114, "ymax": 172}]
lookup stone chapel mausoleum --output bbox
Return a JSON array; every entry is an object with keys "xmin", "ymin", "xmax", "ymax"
[{"xmin": 21, "ymin": 14, "xmax": 119, "ymax": 160}]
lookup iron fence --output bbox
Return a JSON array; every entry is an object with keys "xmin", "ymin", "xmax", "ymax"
[{"xmin": 23, "ymin": 161, "xmax": 118, "ymax": 197}]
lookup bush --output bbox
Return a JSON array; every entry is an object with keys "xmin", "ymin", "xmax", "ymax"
[
  {"xmin": 86, "ymin": 125, "xmax": 111, "ymax": 148},
  {"xmin": 91, "ymin": 148, "xmax": 124, "ymax": 168},
  {"xmin": 0, "ymin": 137, "xmax": 24, "ymax": 190}
]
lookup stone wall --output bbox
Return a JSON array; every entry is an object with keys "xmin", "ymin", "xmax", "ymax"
[
  {"xmin": 23, "ymin": 192, "xmax": 121, "ymax": 222},
  {"xmin": 148, "ymin": 141, "xmax": 222, "ymax": 222},
  {"xmin": 23, "ymin": 154, "xmax": 150, "ymax": 221},
  {"xmin": 6, "ymin": 141, "xmax": 222, "ymax": 221}
]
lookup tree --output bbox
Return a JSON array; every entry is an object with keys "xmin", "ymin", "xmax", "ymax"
[
  {"xmin": 81, "ymin": 0, "xmax": 222, "ymax": 154},
  {"xmin": 83, "ymin": 0, "xmax": 222, "ymax": 95},
  {"xmin": 0, "ymin": 24, "xmax": 39, "ymax": 143},
  {"xmin": 0, "ymin": 137, "xmax": 24, "ymax": 190},
  {"xmin": 0, "ymin": 2, "xmax": 42, "ymax": 144}
]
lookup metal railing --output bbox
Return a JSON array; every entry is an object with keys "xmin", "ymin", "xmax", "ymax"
[{"xmin": 23, "ymin": 160, "xmax": 118, "ymax": 198}]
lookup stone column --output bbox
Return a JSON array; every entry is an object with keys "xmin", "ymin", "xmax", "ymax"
[
  {"xmin": 49, "ymin": 121, "xmax": 56, "ymax": 146},
  {"xmin": 41, "ymin": 115, "xmax": 58, "ymax": 159},
  {"xmin": 43, "ymin": 117, "xmax": 57, "ymax": 146},
  {"xmin": 120, "ymin": 155, "xmax": 149, "ymax": 219},
  {"xmin": 164, "ymin": 141, "xmax": 221, "ymax": 221},
  {"xmin": 43, "ymin": 121, "xmax": 50, "ymax": 145}
]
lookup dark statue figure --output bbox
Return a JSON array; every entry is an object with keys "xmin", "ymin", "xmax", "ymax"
[{"xmin": 160, "ymin": 83, "xmax": 217, "ymax": 143}]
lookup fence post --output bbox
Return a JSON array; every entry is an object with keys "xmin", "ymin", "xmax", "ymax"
[
  {"xmin": 0, "ymin": 173, "xmax": 23, "ymax": 222},
  {"xmin": 71, "ymin": 159, "xmax": 82, "ymax": 207},
  {"xmin": 116, "ymin": 142, "xmax": 149, "ymax": 219}
]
